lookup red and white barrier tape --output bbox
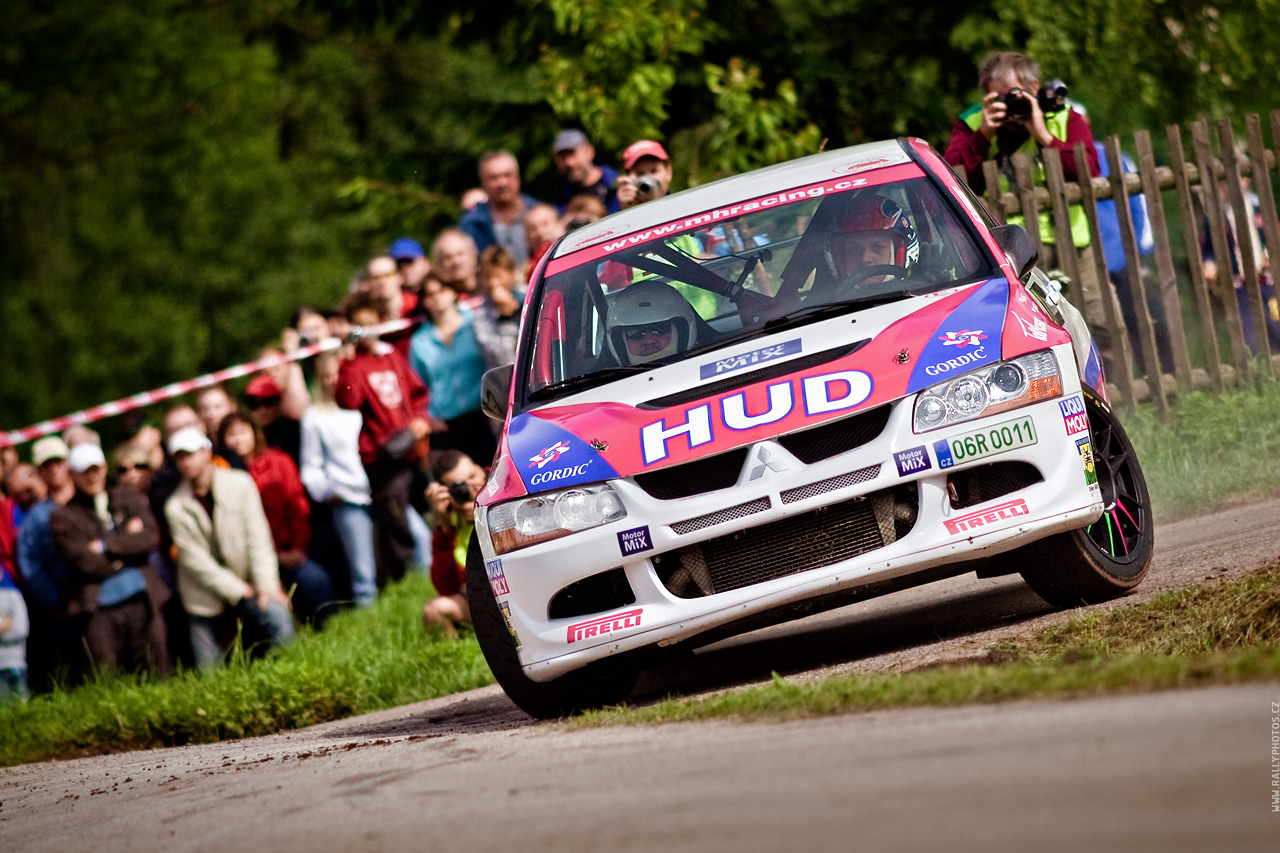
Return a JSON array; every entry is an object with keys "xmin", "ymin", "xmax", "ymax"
[{"xmin": 0, "ymin": 317, "xmax": 420, "ymax": 449}]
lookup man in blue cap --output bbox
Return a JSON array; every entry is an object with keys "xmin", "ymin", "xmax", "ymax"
[{"xmin": 390, "ymin": 237, "xmax": 431, "ymax": 293}]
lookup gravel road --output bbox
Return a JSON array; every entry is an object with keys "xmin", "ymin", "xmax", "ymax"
[{"xmin": 2, "ymin": 498, "xmax": 1278, "ymax": 852}]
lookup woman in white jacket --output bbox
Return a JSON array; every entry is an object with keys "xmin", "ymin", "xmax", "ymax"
[{"xmin": 300, "ymin": 352, "xmax": 378, "ymax": 606}]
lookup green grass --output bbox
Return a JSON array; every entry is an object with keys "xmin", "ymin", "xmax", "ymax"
[
  {"xmin": 3, "ymin": 384, "xmax": 1280, "ymax": 763},
  {"xmin": 569, "ymin": 560, "xmax": 1280, "ymax": 727},
  {"xmin": 1123, "ymin": 379, "xmax": 1280, "ymax": 522},
  {"xmin": 0, "ymin": 574, "xmax": 492, "ymax": 767}
]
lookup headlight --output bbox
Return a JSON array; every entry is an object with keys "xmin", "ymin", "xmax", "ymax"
[
  {"xmin": 481, "ymin": 483, "xmax": 627, "ymax": 555},
  {"xmin": 913, "ymin": 350, "xmax": 1062, "ymax": 432}
]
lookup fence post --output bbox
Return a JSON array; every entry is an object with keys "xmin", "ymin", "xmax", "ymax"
[
  {"xmin": 1247, "ymin": 113, "xmax": 1280, "ymax": 371},
  {"xmin": 1073, "ymin": 141, "xmax": 1137, "ymax": 409},
  {"xmin": 1104, "ymin": 137, "xmax": 1167, "ymax": 412},
  {"xmin": 1042, "ymin": 148, "xmax": 1081, "ymax": 287},
  {"xmin": 1012, "ymin": 152, "xmax": 1042, "ymax": 256},
  {"xmin": 1192, "ymin": 119, "xmax": 1252, "ymax": 383},
  {"xmin": 1168, "ymin": 123, "xmax": 1224, "ymax": 391},
  {"xmin": 1134, "ymin": 129, "xmax": 1193, "ymax": 389},
  {"xmin": 982, "ymin": 161, "xmax": 1006, "ymax": 225},
  {"xmin": 1217, "ymin": 119, "xmax": 1274, "ymax": 374}
]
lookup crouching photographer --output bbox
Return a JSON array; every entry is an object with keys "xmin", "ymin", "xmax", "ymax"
[
  {"xmin": 616, "ymin": 140, "xmax": 673, "ymax": 209},
  {"xmin": 421, "ymin": 450, "xmax": 487, "ymax": 638}
]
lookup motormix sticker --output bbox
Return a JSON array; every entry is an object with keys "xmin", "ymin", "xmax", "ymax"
[
  {"xmin": 617, "ymin": 526, "xmax": 653, "ymax": 557},
  {"xmin": 700, "ymin": 339, "xmax": 801, "ymax": 380},
  {"xmin": 894, "ymin": 445, "xmax": 931, "ymax": 476}
]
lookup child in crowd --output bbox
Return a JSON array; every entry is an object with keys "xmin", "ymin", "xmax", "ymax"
[
  {"xmin": 0, "ymin": 559, "xmax": 28, "ymax": 704},
  {"xmin": 473, "ymin": 246, "xmax": 526, "ymax": 370}
]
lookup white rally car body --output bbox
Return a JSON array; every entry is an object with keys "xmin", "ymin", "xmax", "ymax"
[{"xmin": 469, "ymin": 138, "xmax": 1149, "ymax": 716}]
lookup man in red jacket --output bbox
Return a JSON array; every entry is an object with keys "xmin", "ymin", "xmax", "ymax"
[{"xmin": 335, "ymin": 289, "xmax": 432, "ymax": 584}]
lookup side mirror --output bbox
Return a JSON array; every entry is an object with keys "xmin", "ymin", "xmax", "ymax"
[
  {"xmin": 990, "ymin": 223, "xmax": 1038, "ymax": 279},
  {"xmin": 480, "ymin": 363, "xmax": 515, "ymax": 422}
]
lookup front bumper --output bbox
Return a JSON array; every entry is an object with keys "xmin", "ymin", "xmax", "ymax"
[{"xmin": 481, "ymin": 351, "xmax": 1102, "ymax": 682}]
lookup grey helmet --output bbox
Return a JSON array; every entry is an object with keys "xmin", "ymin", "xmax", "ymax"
[{"xmin": 605, "ymin": 280, "xmax": 697, "ymax": 365}]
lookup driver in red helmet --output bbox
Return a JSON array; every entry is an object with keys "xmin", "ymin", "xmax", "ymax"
[{"xmin": 828, "ymin": 193, "xmax": 919, "ymax": 286}]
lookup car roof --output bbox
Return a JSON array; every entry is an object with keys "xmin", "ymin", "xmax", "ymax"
[{"xmin": 552, "ymin": 139, "xmax": 914, "ymax": 261}]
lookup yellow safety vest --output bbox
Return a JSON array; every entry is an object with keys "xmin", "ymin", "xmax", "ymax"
[{"xmin": 960, "ymin": 106, "xmax": 1091, "ymax": 248}]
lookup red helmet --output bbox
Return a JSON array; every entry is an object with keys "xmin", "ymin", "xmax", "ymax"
[{"xmin": 830, "ymin": 193, "xmax": 920, "ymax": 268}]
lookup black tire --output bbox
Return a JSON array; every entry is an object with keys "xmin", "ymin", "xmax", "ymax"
[
  {"xmin": 1014, "ymin": 391, "xmax": 1154, "ymax": 608},
  {"xmin": 465, "ymin": 535, "xmax": 639, "ymax": 719}
]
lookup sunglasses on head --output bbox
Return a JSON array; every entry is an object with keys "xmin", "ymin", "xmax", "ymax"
[
  {"xmin": 623, "ymin": 322, "xmax": 672, "ymax": 342},
  {"xmin": 245, "ymin": 395, "xmax": 280, "ymax": 408}
]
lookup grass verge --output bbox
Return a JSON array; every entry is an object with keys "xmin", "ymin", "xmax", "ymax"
[
  {"xmin": 0, "ymin": 574, "xmax": 492, "ymax": 768},
  {"xmin": 1124, "ymin": 379, "xmax": 1280, "ymax": 522},
  {"xmin": 570, "ymin": 560, "xmax": 1280, "ymax": 727}
]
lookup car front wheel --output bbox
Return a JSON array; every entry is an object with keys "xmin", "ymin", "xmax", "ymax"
[
  {"xmin": 465, "ymin": 534, "xmax": 639, "ymax": 719},
  {"xmin": 1015, "ymin": 392, "xmax": 1154, "ymax": 607}
]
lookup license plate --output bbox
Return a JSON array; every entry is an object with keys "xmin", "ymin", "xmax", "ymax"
[{"xmin": 933, "ymin": 416, "xmax": 1037, "ymax": 469}]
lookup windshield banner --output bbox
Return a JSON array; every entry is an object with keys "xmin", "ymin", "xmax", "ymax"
[{"xmin": 546, "ymin": 163, "xmax": 925, "ymax": 277}]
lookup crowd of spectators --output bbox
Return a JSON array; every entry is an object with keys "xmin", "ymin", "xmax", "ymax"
[{"xmin": 0, "ymin": 129, "xmax": 652, "ymax": 700}]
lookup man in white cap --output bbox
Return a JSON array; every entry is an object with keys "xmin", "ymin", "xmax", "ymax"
[
  {"xmin": 17, "ymin": 435, "xmax": 78, "ymax": 685},
  {"xmin": 616, "ymin": 139, "xmax": 673, "ymax": 209},
  {"xmin": 50, "ymin": 442, "xmax": 170, "ymax": 676},
  {"xmin": 163, "ymin": 427, "xmax": 294, "ymax": 668}
]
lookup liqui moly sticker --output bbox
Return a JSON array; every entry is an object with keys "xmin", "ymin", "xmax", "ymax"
[
  {"xmin": 485, "ymin": 559, "xmax": 510, "ymax": 597},
  {"xmin": 1060, "ymin": 395, "xmax": 1089, "ymax": 436},
  {"xmin": 567, "ymin": 608, "xmax": 643, "ymax": 644},
  {"xmin": 944, "ymin": 499, "xmax": 1030, "ymax": 535}
]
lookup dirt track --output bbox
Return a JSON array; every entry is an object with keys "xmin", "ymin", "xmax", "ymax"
[{"xmin": 2, "ymin": 498, "xmax": 1278, "ymax": 851}]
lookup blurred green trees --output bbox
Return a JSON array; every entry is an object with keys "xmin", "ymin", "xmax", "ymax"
[{"xmin": 1, "ymin": 0, "xmax": 1274, "ymax": 432}]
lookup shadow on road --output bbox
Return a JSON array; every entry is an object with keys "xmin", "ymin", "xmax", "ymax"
[{"xmin": 325, "ymin": 576, "xmax": 1054, "ymax": 737}]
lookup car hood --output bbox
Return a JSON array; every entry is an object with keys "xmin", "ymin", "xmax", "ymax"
[{"xmin": 481, "ymin": 276, "xmax": 1068, "ymax": 503}]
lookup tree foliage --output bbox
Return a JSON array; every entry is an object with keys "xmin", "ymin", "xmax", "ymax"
[{"xmin": 1, "ymin": 0, "xmax": 1276, "ymax": 434}]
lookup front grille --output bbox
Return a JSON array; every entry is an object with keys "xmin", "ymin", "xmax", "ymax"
[
  {"xmin": 548, "ymin": 568, "xmax": 636, "ymax": 620},
  {"xmin": 671, "ymin": 497, "xmax": 771, "ymax": 535},
  {"xmin": 776, "ymin": 405, "xmax": 891, "ymax": 464},
  {"xmin": 947, "ymin": 461, "xmax": 1043, "ymax": 509},
  {"xmin": 653, "ymin": 485, "xmax": 918, "ymax": 598},
  {"xmin": 780, "ymin": 464, "xmax": 881, "ymax": 504},
  {"xmin": 634, "ymin": 447, "xmax": 749, "ymax": 500}
]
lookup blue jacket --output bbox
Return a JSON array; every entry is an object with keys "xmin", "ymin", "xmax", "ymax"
[{"xmin": 458, "ymin": 194, "xmax": 541, "ymax": 262}]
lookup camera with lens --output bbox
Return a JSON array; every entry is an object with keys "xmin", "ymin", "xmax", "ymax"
[
  {"xmin": 997, "ymin": 88, "xmax": 1032, "ymax": 122},
  {"xmin": 1036, "ymin": 78, "xmax": 1069, "ymax": 114},
  {"xmin": 634, "ymin": 175, "xmax": 660, "ymax": 198},
  {"xmin": 447, "ymin": 481, "xmax": 474, "ymax": 506}
]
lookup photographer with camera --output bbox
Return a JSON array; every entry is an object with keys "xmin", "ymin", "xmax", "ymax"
[
  {"xmin": 944, "ymin": 52, "xmax": 1119, "ymax": 374},
  {"xmin": 616, "ymin": 140, "xmax": 673, "ymax": 210},
  {"xmin": 421, "ymin": 450, "xmax": 487, "ymax": 638}
]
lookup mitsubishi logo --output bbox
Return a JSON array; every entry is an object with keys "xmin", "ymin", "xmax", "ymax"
[{"xmin": 748, "ymin": 447, "xmax": 789, "ymax": 481}]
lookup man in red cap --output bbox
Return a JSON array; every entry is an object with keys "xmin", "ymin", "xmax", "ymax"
[
  {"xmin": 245, "ymin": 373, "xmax": 301, "ymax": 466},
  {"xmin": 617, "ymin": 140, "xmax": 673, "ymax": 209}
]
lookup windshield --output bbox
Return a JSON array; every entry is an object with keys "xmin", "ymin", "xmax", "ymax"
[{"xmin": 525, "ymin": 173, "xmax": 995, "ymax": 400}]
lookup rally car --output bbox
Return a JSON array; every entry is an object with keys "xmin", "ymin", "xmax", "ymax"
[{"xmin": 469, "ymin": 138, "xmax": 1152, "ymax": 718}]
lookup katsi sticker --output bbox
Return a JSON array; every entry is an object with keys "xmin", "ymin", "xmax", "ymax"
[
  {"xmin": 894, "ymin": 446, "xmax": 932, "ymax": 476},
  {"xmin": 617, "ymin": 526, "xmax": 653, "ymax": 557},
  {"xmin": 499, "ymin": 601, "xmax": 521, "ymax": 649},
  {"xmin": 485, "ymin": 558, "xmax": 510, "ymax": 596},
  {"xmin": 1060, "ymin": 395, "xmax": 1089, "ymax": 436},
  {"xmin": 567, "ymin": 609, "xmax": 643, "ymax": 644},
  {"xmin": 1076, "ymin": 437, "xmax": 1099, "ymax": 492}
]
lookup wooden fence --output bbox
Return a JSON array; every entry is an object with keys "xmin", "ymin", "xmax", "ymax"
[{"xmin": 953, "ymin": 110, "xmax": 1280, "ymax": 414}]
